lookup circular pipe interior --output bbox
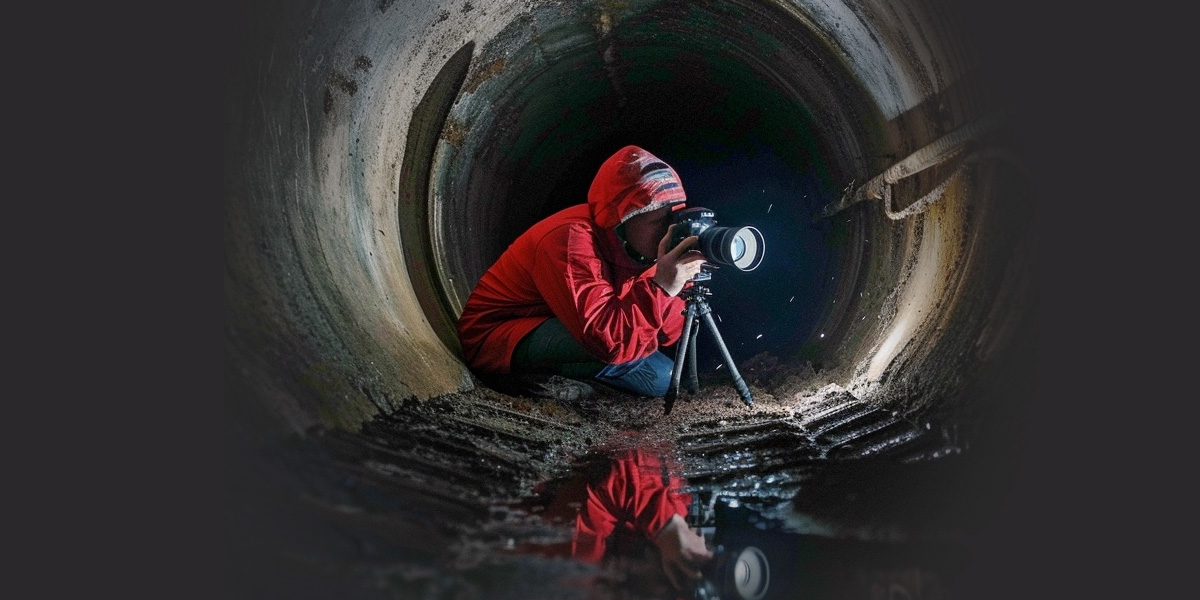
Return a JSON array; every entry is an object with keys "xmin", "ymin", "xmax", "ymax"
[
  {"xmin": 225, "ymin": 1, "xmax": 1037, "ymax": 596},
  {"xmin": 432, "ymin": 0, "xmax": 870, "ymax": 378},
  {"xmin": 226, "ymin": 0, "xmax": 1033, "ymax": 450}
]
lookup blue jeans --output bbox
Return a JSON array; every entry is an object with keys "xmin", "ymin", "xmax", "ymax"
[
  {"xmin": 593, "ymin": 350, "xmax": 674, "ymax": 397},
  {"xmin": 511, "ymin": 318, "xmax": 675, "ymax": 397}
]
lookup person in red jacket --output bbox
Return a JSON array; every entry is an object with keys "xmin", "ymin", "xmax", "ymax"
[{"xmin": 457, "ymin": 145, "xmax": 706, "ymax": 399}]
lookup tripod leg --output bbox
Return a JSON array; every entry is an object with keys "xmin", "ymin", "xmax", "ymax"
[
  {"xmin": 685, "ymin": 320, "xmax": 699, "ymax": 394},
  {"xmin": 698, "ymin": 309, "xmax": 755, "ymax": 408},
  {"xmin": 663, "ymin": 302, "xmax": 697, "ymax": 415}
]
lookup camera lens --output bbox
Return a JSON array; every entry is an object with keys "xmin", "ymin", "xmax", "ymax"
[
  {"xmin": 730, "ymin": 236, "xmax": 745, "ymax": 261},
  {"xmin": 670, "ymin": 207, "xmax": 765, "ymax": 272},
  {"xmin": 700, "ymin": 225, "xmax": 764, "ymax": 271}
]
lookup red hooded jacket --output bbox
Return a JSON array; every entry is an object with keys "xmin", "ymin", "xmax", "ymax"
[{"xmin": 457, "ymin": 146, "xmax": 689, "ymax": 373}]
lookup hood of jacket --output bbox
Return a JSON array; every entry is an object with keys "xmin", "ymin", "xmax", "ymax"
[{"xmin": 587, "ymin": 145, "xmax": 687, "ymax": 230}]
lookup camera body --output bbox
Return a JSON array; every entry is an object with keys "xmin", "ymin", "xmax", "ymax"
[
  {"xmin": 669, "ymin": 207, "xmax": 765, "ymax": 275},
  {"xmin": 670, "ymin": 207, "xmax": 720, "ymax": 248}
]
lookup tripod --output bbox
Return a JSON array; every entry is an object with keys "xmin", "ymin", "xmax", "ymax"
[{"xmin": 662, "ymin": 279, "xmax": 755, "ymax": 415}]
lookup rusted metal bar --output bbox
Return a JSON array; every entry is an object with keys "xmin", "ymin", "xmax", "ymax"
[{"xmin": 817, "ymin": 112, "xmax": 1005, "ymax": 220}]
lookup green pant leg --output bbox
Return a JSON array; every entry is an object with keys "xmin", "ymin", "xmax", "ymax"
[{"xmin": 511, "ymin": 318, "xmax": 605, "ymax": 378}]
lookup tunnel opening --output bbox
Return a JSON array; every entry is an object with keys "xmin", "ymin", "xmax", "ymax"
[{"xmin": 425, "ymin": 0, "xmax": 888, "ymax": 377}]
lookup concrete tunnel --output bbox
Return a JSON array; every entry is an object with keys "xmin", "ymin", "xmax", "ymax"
[{"xmin": 225, "ymin": 0, "xmax": 1038, "ymax": 597}]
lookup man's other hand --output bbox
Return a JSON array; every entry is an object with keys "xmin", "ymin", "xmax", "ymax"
[{"xmin": 653, "ymin": 225, "xmax": 706, "ymax": 296}]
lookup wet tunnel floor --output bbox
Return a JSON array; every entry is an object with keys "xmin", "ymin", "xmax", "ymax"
[{"xmin": 229, "ymin": 377, "xmax": 1001, "ymax": 600}]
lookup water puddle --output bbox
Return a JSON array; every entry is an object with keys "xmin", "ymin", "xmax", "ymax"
[
  {"xmin": 236, "ymin": 391, "xmax": 986, "ymax": 599},
  {"xmin": 480, "ymin": 415, "xmax": 971, "ymax": 600}
]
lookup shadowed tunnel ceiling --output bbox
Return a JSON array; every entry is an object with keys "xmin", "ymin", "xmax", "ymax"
[{"xmin": 225, "ymin": 0, "xmax": 1039, "ymax": 596}]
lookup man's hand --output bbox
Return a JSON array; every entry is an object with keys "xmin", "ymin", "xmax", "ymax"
[
  {"xmin": 653, "ymin": 225, "xmax": 706, "ymax": 296},
  {"xmin": 653, "ymin": 514, "xmax": 714, "ymax": 592}
]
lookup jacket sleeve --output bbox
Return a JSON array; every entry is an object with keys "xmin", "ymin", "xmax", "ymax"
[{"xmin": 531, "ymin": 223, "xmax": 682, "ymax": 364}]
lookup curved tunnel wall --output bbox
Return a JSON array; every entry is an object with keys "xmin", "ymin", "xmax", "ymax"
[{"xmin": 225, "ymin": 0, "xmax": 1034, "ymax": 439}]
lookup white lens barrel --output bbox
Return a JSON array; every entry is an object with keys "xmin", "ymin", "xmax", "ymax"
[{"xmin": 730, "ymin": 226, "xmax": 764, "ymax": 271}]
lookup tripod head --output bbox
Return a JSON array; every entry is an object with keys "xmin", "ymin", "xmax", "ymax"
[
  {"xmin": 689, "ymin": 263, "xmax": 714, "ymax": 284},
  {"xmin": 680, "ymin": 278, "xmax": 713, "ymax": 301}
]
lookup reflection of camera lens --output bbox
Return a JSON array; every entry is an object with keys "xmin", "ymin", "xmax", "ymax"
[
  {"xmin": 728, "ymin": 546, "xmax": 769, "ymax": 600},
  {"xmin": 708, "ymin": 545, "xmax": 769, "ymax": 600}
]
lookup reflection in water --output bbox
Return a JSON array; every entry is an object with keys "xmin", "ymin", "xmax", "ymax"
[
  {"xmin": 512, "ymin": 441, "xmax": 713, "ymax": 599},
  {"xmin": 570, "ymin": 447, "xmax": 712, "ymax": 588},
  {"xmin": 511, "ymin": 438, "xmax": 782, "ymax": 600},
  {"xmin": 506, "ymin": 409, "xmax": 973, "ymax": 600},
  {"xmin": 266, "ymin": 393, "xmax": 984, "ymax": 599}
]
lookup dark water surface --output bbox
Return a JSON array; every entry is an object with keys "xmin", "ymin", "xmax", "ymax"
[{"xmin": 229, "ymin": 385, "xmax": 999, "ymax": 599}]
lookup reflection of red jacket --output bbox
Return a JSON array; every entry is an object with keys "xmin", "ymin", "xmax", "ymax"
[
  {"xmin": 572, "ymin": 449, "xmax": 692, "ymax": 563},
  {"xmin": 457, "ymin": 146, "xmax": 688, "ymax": 373}
]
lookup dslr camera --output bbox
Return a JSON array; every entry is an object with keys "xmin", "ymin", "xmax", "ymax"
[{"xmin": 670, "ymin": 207, "xmax": 765, "ymax": 278}]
